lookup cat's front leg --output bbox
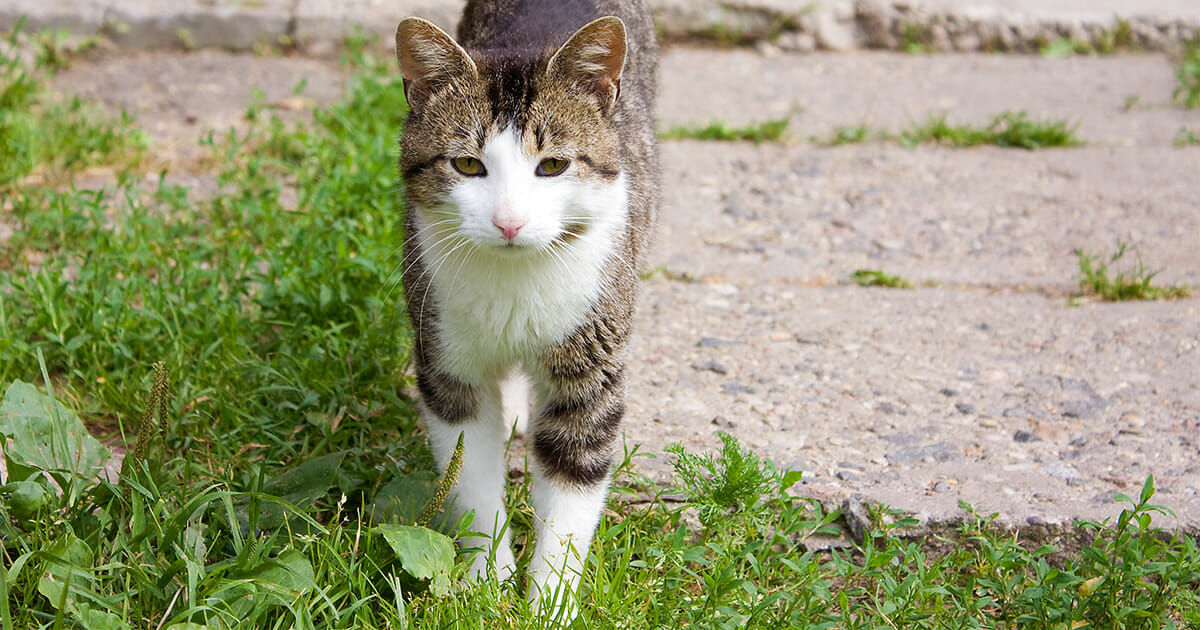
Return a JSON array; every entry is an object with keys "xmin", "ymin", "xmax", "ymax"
[
  {"xmin": 417, "ymin": 365, "xmax": 516, "ymax": 582},
  {"xmin": 527, "ymin": 316, "xmax": 628, "ymax": 615}
]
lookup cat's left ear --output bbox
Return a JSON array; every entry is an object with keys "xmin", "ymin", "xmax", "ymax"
[{"xmin": 548, "ymin": 16, "xmax": 627, "ymax": 113}]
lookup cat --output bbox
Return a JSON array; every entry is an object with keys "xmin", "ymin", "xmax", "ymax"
[{"xmin": 393, "ymin": 0, "xmax": 659, "ymax": 616}]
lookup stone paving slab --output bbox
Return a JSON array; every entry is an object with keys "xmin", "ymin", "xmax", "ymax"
[
  {"xmin": 3, "ymin": 0, "xmax": 1199, "ymax": 54},
  {"xmin": 626, "ymin": 281, "xmax": 1200, "ymax": 531},
  {"xmin": 660, "ymin": 49, "xmax": 1197, "ymax": 146},
  {"xmin": 651, "ymin": 142, "xmax": 1200, "ymax": 290}
]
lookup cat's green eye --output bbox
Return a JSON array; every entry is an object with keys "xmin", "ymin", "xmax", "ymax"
[
  {"xmin": 536, "ymin": 158, "xmax": 570, "ymax": 177},
  {"xmin": 452, "ymin": 156, "xmax": 486, "ymax": 176}
]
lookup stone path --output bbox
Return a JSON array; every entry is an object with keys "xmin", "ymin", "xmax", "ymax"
[{"xmin": 11, "ymin": 0, "xmax": 1200, "ymax": 535}]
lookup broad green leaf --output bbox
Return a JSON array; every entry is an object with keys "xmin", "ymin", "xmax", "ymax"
[
  {"xmin": 368, "ymin": 470, "xmax": 438, "ymax": 525},
  {"xmin": 2, "ymin": 479, "xmax": 51, "ymax": 520},
  {"xmin": 239, "ymin": 451, "xmax": 345, "ymax": 530},
  {"xmin": 781, "ymin": 470, "xmax": 804, "ymax": 492},
  {"xmin": 249, "ymin": 548, "xmax": 316, "ymax": 599},
  {"xmin": 0, "ymin": 381, "xmax": 111, "ymax": 484},
  {"xmin": 375, "ymin": 524, "xmax": 455, "ymax": 596},
  {"xmin": 37, "ymin": 532, "xmax": 93, "ymax": 609},
  {"xmin": 70, "ymin": 603, "xmax": 132, "ymax": 630}
]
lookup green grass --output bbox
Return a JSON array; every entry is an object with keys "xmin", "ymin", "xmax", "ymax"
[
  {"xmin": 1177, "ymin": 127, "xmax": 1200, "ymax": 146},
  {"xmin": 853, "ymin": 269, "xmax": 914, "ymax": 289},
  {"xmin": 902, "ymin": 111, "xmax": 1081, "ymax": 150},
  {"xmin": 0, "ymin": 22, "xmax": 146, "ymax": 189},
  {"xmin": 1039, "ymin": 19, "xmax": 1136, "ymax": 57},
  {"xmin": 660, "ymin": 117, "xmax": 789, "ymax": 143},
  {"xmin": 1075, "ymin": 242, "xmax": 1192, "ymax": 301},
  {"xmin": 1176, "ymin": 38, "xmax": 1200, "ymax": 109},
  {"xmin": 3, "ymin": 26, "xmax": 1200, "ymax": 630},
  {"xmin": 823, "ymin": 124, "xmax": 874, "ymax": 146}
]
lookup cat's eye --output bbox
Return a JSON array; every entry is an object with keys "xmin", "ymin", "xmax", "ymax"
[
  {"xmin": 536, "ymin": 158, "xmax": 570, "ymax": 177},
  {"xmin": 452, "ymin": 157, "xmax": 486, "ymax": 176}
]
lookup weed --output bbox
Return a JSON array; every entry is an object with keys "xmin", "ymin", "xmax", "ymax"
[
  {"xmin": 1176, "ymin": 127, "xmax": 1200, "ymax": 146},
  {"xmin": 824, "ymin": 123, "xmax": 874, "ymax": 145},
  {"xmin": 1040, "ymin": 19, "xmax": 1135, "ymax": 57},
  {"xmin": 1177, "ymin": 38, "xmax": 1200, "ymax": 108},
  {"xmin": 0, "ymin": 23, "xmax": 145, "ymax": 188},
  {"xmin": 853, "ymin": 269, "xmax": 914, "ymax": 289},
  {"xmin": 660, "ymin": 117, "xmax": 789, "ymax": 143},
  {"xmin": 901, "ymin": 23, "xmax": 934, "ymax": 54},
  {"xmin": 640, "ymin": 264, "xmax": 698, "ymax": 283},
  {"xmin": 902, "ymin": 111, "xmax": 1081, "ymax": 150},
  {"xmin": 1041, "ymin": 38, "xmax": 1097, "ymax": 57},
  {"xmin": 1076, "ymin": 241, "xmax": 1192, "ymax": 301}
]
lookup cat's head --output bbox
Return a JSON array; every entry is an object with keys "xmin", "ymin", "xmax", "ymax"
[{"xmin": 395, "ymin": 16, "xmax": 629, "ymax": 255}]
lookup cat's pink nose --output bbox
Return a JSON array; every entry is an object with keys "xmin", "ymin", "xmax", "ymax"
[{"xmin": 493, "ymin": 216, "xmax": 526, "ymax": 242}]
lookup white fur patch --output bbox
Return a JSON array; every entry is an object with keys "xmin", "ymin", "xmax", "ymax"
[
  {"xmin": 527, "ymin": 475, "xmax": 611, "ymax": 614},
  {"xmin": 415, "ymin": 125, "xmax": 628, "ymax": 379}
]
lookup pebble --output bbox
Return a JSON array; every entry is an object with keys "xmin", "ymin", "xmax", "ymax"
[
  {"xmin": 721, "ymin": 383, "xmax": 756, "ymax": 395},
  {"xmin": 691, "ymin": 360, "xmax": 729, "ymax": 375},
  {"xmin": 1041, "ymin": 462, "xmax": 1082, "ymax": 482},
  {"xmin": 698, "ymin": 336, "xmax": 737, "ymax": 347},
  {"xmin": 1060, "ymin": 399, "xmax": 1107, "ymax": 419},
  {"xmin": 876, "ymin": 401, "xmax": 903, "ymax": 415},
  {"xmin": 887, "ymin": 442, "xmax": 959, "ymax": 466},
  {"xmin": 1013, "ymin": 430, "xmax": 1041, "ymax": 443},
  {"xmin": 955, "ymin": 402, "xmax": 976, "ymax": 415}
]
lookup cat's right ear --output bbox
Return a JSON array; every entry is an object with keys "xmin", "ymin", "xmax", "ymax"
[{"xmin": 395, "ymin": 18, "xmax": 477, "ymax": 109}]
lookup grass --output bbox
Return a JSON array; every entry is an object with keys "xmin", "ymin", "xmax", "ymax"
[
  {"xmin": 1176, "ymin": 38, "xmax": 1200, "ymax": 109},
  {"xmin": 3, "ymin": 25, "xmax": 1200, "ymax": 630},
  {"xmin": 1075, "ymin": 241, "xmax": 1192, "ymax": 301},
  {"xmin": 797, "ymin": 113, "xmax": 1082, "ymax": 149},
  {"xmin": 1039, "ymin": 19, "xmax": 1137, "ymax": 57},
  {"xmin": 0, "ymin": 21, "xmax": 146, "ymax": 190},
  {"xmin": 1177, "ymin": 127, "xmax": 1200, "ymax": 146},
  {"xmin": 659, "ymin": 117, "xmax": 790, "ymax": 143},
  {"xmin": 823, "ymin": 124, "xmax": 873, "ymax": 146},
  {"xmin": 852, "ymin": 269, "xmax": 914, "ymax": 289},
  {"xmin": 901, "ymin": 111, "xmax": 1081, "ymax": 150}
]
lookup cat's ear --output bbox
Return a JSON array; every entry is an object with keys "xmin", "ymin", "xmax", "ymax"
[
  {"xmin": 395, "ymin": 17, "xmax": 477, "ymax": 109},
  {"xmin": 548, "ymin": 16, "xmax": 627, "ymax": 113}
]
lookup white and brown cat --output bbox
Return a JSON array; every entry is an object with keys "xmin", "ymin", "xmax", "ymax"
[{"xmin": 394, "ymin": 0, "xmax": 659, "ymax": 615}]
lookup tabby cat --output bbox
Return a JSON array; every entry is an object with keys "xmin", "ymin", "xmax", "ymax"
[{"xmin": 393, "ymin": 0, "xmax": 659, "ymax": 613}]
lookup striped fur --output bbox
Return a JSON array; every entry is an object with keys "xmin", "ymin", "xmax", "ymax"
[{"xmin": 394, "ymin": 0, "xmax": 658, "ymax": 616}]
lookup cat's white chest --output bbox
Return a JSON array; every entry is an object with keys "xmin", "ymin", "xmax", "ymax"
[{"xmin": 433, "ymin": 247, "xmax": 606, "ymax": 374}]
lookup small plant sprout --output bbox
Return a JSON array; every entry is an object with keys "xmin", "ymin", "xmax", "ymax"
[
  {"xmin": 660, "ymin": 116, "xmax": 790, "ymax": 144},
  {"xmin": 1075, "ymin": 241, "xmax": 1192, "ymax": 301},
  {"xmin": 853, "ymin": 269, "xmax": 915, "ymax": 289},
  {"xmin": 1175, "ymin": 37, "xmax": 1200, "ymax": 108}
]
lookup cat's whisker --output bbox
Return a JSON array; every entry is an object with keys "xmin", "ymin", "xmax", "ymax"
[
  {"xmin": 379, "ymin": 222, "xmax": 469, "ymax": 304},
  {"xmin": 416, "ymin": 237, "xmax": 475, "ymax": 326}
]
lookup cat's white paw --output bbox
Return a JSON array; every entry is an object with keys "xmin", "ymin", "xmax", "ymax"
[{"xmin": 527, "ymin": 563, "xmax": 581, "ymax": 623}]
